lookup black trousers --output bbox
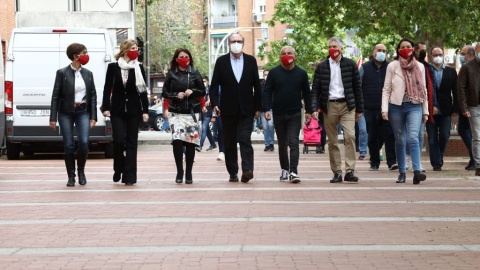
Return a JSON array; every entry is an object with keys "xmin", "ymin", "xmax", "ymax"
[
  {"xmin": 364, "ymin": 109, "xmax": 396, "ymax": 167},
  {"xmin": 111, "ymin": 115, "xmax": 141, "ymax": 183},
  {"xmin": 273, "ymin": 112, "xmax": 302, "ymax": 174},
  {"xmin": 221, "ymin": 115, "xmax": 254, "ymax": 176}
]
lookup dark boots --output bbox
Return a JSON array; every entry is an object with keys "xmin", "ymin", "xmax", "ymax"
[
  {"xmin": 413, "ymin": 170, "xmax": 426, "ymax": 185},
  {"xmin": 77, "ymin": 151, "xmax": 88, "ymax": 186},
  {"xmin": 65, "ymin": 153, "xmax": 76, "ymax": 187}
]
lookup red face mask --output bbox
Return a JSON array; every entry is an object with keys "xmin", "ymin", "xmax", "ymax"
[
  {"xmin": 280, "ymin": 55, "xmax": 295, "ymax": 66},
  {"xmin": 77, "ymin": 54, "xmax": 89, "ymax": 65},
  {"xmin": 329, "ymin": 49, "xmax": 341, "ymax": 59},
  {"xmin": 176, "ymin": 57, "xmax": 190, "ymax": 68},
  {"xmin": 127, "ymin": 50, "xmax": 139, "ymax": 60},
  {"xmin": 398, "ymin": 48, "xmax": 414, "ymax": 59}
]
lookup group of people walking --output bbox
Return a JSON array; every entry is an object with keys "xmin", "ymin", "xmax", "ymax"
[{"xmin": 49, "ymin": 35, "xmax": 480, "ymax": 187}]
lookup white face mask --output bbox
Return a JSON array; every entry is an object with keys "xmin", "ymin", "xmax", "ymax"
[
  {"xmin": 433, "ymin": 56, "xmax": 443, "ymax": 65},
  {"xmin": 230, "ymin": 43, "xmax": 243, "ymax": 54}
]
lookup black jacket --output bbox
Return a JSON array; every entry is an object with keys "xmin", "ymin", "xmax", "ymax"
[
  {"xmin": 50, "ymin": 65, "xmax": 97, "ymax": 122},
  {"xmin": 161, "ymin": 66, "xmax": 206, "ymax": 114},
  {"xmin": 360, "ymin": 60, "xmax": 389, "ymax": 110},
  {"xmin": 311, "ymin": 56, "xmax": 363, "ymax": 113},
  {"xmin": 433, "ymin": 65, "xmax": 459, "ymax": 115},
  {"xmin": 210, "ymin": 53, "xmax": 262, "ymax": 117},
  {"xmin": 101, "ymin": 62, "xmax": 149, "ymax": 117}
]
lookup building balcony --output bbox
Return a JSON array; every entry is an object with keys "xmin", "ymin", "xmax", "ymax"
[{"xmin": 212, "ymin": 13, "xmax": 238, "ymax": 29}]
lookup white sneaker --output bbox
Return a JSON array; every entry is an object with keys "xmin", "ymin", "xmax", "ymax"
[
  {"xmin": 289, "ymin": 172, "xmax": 301, "ymax": 183},
  {"xmin": 217, "ymin": 152, "xmax": 225, "ymax": 161},
  {"xmin": 280, "ymin": 169, "xmax": 289, "ymax": 181},
  {"xmin": 405, "ymin": 155, "xmax": 411, "ymax": 170}
]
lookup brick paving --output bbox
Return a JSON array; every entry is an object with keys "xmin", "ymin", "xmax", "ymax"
[{"xmin": 0, "ymin": 142, "xmax": 479, "ymax": 269}]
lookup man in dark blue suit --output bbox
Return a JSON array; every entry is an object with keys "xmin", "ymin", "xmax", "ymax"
[{"xmin": 210, "ymin": 33, "xmax": 262, "ymax": 183}]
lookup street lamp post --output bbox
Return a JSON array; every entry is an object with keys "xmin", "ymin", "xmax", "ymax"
[{"xmin": 145, "ymin": 1, "xmax": 150, "ymax": 91}]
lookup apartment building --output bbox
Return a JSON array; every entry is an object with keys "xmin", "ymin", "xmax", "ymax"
[{"xmin": 0, "ymin": 0, "xmax": 16, "ymax": 65}]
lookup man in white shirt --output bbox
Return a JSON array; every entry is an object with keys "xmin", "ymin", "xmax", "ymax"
[{"xmin": 311, "ymin": 37, "xmax": 364, "ymax": 183}]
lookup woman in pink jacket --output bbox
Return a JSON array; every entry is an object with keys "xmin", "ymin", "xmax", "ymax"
[{"xmin": 381, "ymin": 38, "xmax": 429, "ymax": 184}]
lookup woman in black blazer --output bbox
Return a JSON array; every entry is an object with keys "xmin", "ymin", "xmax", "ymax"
[
  {"xmin": 50, "ymin": 43, "xmax": 97, "ymax": 187},
  {"xmin": 101, "ymin": 39, "xmax": 149, "ymax": 186}
]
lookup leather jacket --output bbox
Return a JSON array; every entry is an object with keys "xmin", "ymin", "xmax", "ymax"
[
  {"xmin": 161, "ymin": 66, "xmax": 206, "ymax": 114},
  {"xmin": 50, "ymin": 65, "xmax": 97, "ymax": 122}
]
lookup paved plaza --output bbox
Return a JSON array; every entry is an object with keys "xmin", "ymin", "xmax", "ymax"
[{"xmin": 0, "ymin": 137, "xmax": 479, "ymax": 269}]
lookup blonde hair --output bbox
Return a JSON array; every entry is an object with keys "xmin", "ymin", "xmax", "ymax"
[{"xmin": 115, "ymin": 39, "xmax": 137, "ymax": 60}]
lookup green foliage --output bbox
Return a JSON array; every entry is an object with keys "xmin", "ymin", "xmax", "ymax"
[
  {"xmin": 263, "ymin": 0, "xmax": 480, "ymax": 74},
  {"xmin": 136, "ymin": 0, "xmax": 208, "ymax": 76}
]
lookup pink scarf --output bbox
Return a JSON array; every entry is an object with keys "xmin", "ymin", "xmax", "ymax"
[{"xmin": 398, "ymin": 57, "xmax": 426, "ymax": 103}]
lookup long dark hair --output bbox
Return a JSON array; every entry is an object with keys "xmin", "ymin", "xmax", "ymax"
[
  {"xmin": 168, "ymin": 48, "xmax": 195, "ymax": 71},
  {"xmin": 394, "ymin": 38, "xmax": 415, "ymax": 60}
]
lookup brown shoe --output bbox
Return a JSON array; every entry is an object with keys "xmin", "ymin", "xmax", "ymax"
[
  {"xmin": 241, "ymin": 171, "xmax": 254, "ymax": 183},
  {"xmin": 476, "ymin": 168, "xmax": 480, "ymax": 176}
]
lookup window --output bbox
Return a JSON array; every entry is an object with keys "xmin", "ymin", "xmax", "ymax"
[
  {"xmin": 212, "ymin": 35, "xmax": 229, "ymax": 61},
  {"xmin": 116, "ymin": 29, "xmax": 128, "ymax": 46},
  {"xmin": 257, "ymin": 0, "xmax": 266, "ymax": 14}
]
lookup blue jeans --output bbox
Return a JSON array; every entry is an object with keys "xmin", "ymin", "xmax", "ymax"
[
  {"xmin": 389, "ymin": 102, "xmax": 423, "ymax": 173},
  {"xmin": 468, "ymin": 106, "xmax": 480, "ymax": 168},
  {"xmin": 58, "ymin": 106, "xmax": 90, "ymax": 154},
  {"xmin": 261, "ymin": 111, "xmax": 275, "ymax": 146},
  {"xmin": 458, "ymin": 113, "xmax": 473, "ymax": 161},
  {"xmin": 426, "ymin": 115, "xmax": 452, "ymax": 167},
  {"xmin": 200, "ymin": 115, "xmax": 215, "ymax": 147},
  {"xmin": 356, "ymin": 114, "xmax": 367, "ymax": 155},
  {"xmin": 161, "ymin": 118, "xmax": 170, "ymax": 131},
  {"xmin": 406, "ymin": 121, "xmax": 425, "ymax": 157}
]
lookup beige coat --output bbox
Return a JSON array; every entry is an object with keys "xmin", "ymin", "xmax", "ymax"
[{"xmin": 381, "ymin": 60, "xmax": 429, "ymax": 115}]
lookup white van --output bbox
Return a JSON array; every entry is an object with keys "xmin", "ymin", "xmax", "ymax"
[
  {"xmin": 0, "ymin": 33, "xmax": 5, "ymax": 153},
  {"xmin": 4, "ymin": 27, "xmax": 114, "ymax": 159}
]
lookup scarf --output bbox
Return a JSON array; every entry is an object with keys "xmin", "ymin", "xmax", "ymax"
[
  {"xmin": 398, "ymin": 57, "xmax": 426, "ymax": 103},
  {"xmin": 117, "ymin": 57, "xmax": 147, "ymax": 93}
]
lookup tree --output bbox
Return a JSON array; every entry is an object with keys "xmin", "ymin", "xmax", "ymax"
[
  {"xmin": 262, "ymin": 0, "xmax": 480, "ymax": 73},
  {"xmin": 136, "ymin": 0, "xmax": 208, "ymax": 76}
]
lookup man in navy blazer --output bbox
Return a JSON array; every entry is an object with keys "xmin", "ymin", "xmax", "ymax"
[{"xmin": 210, "ymin": 33, "xmax": 262, "ymax": 183}]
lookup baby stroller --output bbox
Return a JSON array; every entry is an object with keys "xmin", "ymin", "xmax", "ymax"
[{"xmin": 302, "ymin": 119, "xmax": 322, "ymax": 154}]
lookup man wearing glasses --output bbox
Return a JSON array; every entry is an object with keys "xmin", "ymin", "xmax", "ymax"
[
  {"xmin": 210, "ymin": 33, "xmax": 262, "ymax": 183},
  {"xmin": 426, "ymin": 47, "xmax": 459, "ymax": 171}
]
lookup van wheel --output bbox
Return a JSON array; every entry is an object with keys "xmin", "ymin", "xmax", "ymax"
[
  {"xmin": 7, "ymin": 142, "xmax": 21, "ymax": 160},
  {"xmin": 104, "ymin": 142, "xmax": 114, "ymax": 158}
]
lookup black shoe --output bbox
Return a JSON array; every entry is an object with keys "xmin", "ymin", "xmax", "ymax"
[
  {"xmin": 78, "ymin": 170, "xmax": 87, "ymax": 186},
  {"xmin": 185, "ymin": 179, "xmax": 193, "ymax": 184},
  {"xmin": 66, "ymin": 176, "xmax": 75, "ymax": 187},
  {"xmin": 229, "ymin": 174, "xmax": 239, "ymax": 182},
  {"xmin": 433, "ymin": 165, "xmax": 442, "ymax": 171},
  {"xmin": 388, "ymin": 164, "xmax": 399, "ymax": 170},
  {"xmin": 264, "ymin": 146, "xmax": 270, "ymax": 151},
  {"xmin": 241, "ymin": 171, "xmax": 254, "ymax": 183},
  {"xmin": 466, "ymin": 160, "xmax": 475, "ymax": 170},
  {"xmin": 369, "ymin": 165, "xmax": 379, "ymax": 171},
  {"xmin": 113, "ymin": 172, "xmax": 121, "ymax": 182},
  {"xmin": 330, "ymin": 173, "xmax": 342, "ymax": 183},
  {"xmin": 344, "ymin": 171, "xmax": 359, "ymax": 182},
  {"xmin": 195, "ymin": 147, "xmax": 202, "ymax": 152},
  {"xmin": 206, "ymin": 145, "xmax": 217, "ymax": 151},
  {"xmin": 269, "ymin": 144, "xmax": 274, "ymax": 151},
  {"xmin": 413, "ymin": 170, "xmax": 426, "ymax": 185},
  {"xmin": 476, "ymin": 168, "xmax": 480, "ymax": 176},
  {"xmin": 125, "ymin": 183, "xmax": 134, "ymax": 186},
  {"xmin": 176, "ymin": 171, "xmax": 183, "ymax": 184},
  {"xmin": 396, "ymin": 173, "xmax": 406, "ymax": 183}
]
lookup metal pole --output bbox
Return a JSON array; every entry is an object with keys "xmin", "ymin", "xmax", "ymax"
[
  {"xmin": 207, "ymin": 0, "xmax": 211, "ymax": 79},
  {"xmin": 145, "ymin": 1, "xmax": 150, "ymax": 91}
]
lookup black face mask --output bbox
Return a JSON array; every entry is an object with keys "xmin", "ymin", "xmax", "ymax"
[{"xmin": 417, "ymin": 51, "xmax": 427, "ymax": 62}]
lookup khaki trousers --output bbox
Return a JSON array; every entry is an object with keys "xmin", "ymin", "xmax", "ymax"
[{"xmin": 324, "ymin": 101, "xmax": 356, "ymax": 174}]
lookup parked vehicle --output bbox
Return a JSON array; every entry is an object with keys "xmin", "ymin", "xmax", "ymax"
[
  {"xmin": 4, "ymin": 27, "xmax": 114, "ymax": 159},
  {"xmin": 148, "ymin": 103, "xmax": 164, "ymax": 131},
  {"xmin": 0, "ymin": 33, "xmax": 5, "ymax": 154}
]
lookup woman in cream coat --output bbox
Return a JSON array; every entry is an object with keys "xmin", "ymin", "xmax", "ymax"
[{"xmin": 382, "ymin": 38, "xmax": 428, "ymax": 184}]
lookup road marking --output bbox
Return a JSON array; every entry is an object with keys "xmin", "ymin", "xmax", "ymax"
[
  {"xmin": 1, "ymin": 245, "xmax": 479, "ymax": 255},
  {"xmin": 0, "ymin": 186, "xmax": 479, "ymax": 194},
  {"xmin": 1, "ymin": 186, "xmax": 480, "ymax": 193},
  {"xmin": 1, "ymin": 217, "xmax": 480, "ymax": 225},
  {"xmin": 1, "ymin": 200, "xmax": 479, "ymax": 207}
]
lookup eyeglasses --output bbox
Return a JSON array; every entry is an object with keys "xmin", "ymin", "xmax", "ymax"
[
  {"xmin": 229, "ymin": 40, "xmax": 244, "ymax": 44},
  {"xmin": 432, "ymin": 54, "xmax": 443, "ymax": 57}
]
